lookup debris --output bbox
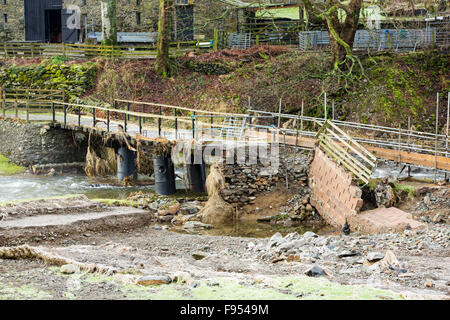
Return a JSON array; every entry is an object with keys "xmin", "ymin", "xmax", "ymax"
[{"xmin": 137, "ymin": 275, "xmax": 172, "ymax": 286}]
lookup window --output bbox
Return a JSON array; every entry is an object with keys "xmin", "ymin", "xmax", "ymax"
[
  {"xmin": 136, "ymin": 12, "xmax": 141, "ymax": 25},
  {"xmin": 136, "ymin": 0, "xmax": 141, "ymax": 5},
  {"xmin": 3, "ymin": 14, "xmax": 7, "ymax": 24},
  {"xmin": 2, "ymin": 1, "xmax": 6, "ymax": 5}
]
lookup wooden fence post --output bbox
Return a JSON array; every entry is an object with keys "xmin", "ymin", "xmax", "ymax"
[
  {"xmin": 213, "ymin": 28, "xmax": 218, "ymax": 51},
  {"xmin": 1, "ymin": 87, "xmax": 4, "ymax": 118}
]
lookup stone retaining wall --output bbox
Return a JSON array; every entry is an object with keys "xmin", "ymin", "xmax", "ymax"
[
  {"xmin": 0, "ymin": 119, "xmax": 88, "ymax": 166},
  {"xmin": 219, "ymin": 151, "xmax": 310, "ymax": 207}
]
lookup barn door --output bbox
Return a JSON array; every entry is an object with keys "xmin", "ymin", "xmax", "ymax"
[
  {"xmin": 61, "ymin": 9, "xmax": 79, "ymax": 43},
  {"xmin": 25, "ymin": 0, "xmax": 45, "ymax": 41}
]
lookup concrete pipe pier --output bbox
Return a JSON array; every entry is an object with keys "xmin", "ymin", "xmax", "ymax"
[
  {"xmin": 153, "ymin": 155, "xmax": 176, "ymax": 195},
  {"xmin": 117, "ymin": 147, "xmax": 137, "ymax": 181},
  {"xmin": 186, "ymin": 160, "xmax": 207, "ymax": 192}
]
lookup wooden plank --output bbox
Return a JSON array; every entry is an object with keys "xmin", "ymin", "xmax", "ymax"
[
  {"xmin": 319, "ymin": 141, "xmax": 369, "ymax": 184},
  {"xmin": 326, "ymin": 127, "xmax": 376, "ymax": 167},
  {"xmin": 327, "ymin": 120, "xmax": 377, "ymax": 162},
  {"xmin": 321, "ymin": 134, "xmax": 372, "ymax": 176},
  {"xmin": 319, "ymin": 136, "xmax": 371, "ymax": 181}
]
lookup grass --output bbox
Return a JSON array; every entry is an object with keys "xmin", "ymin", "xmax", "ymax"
[
  {"xmin": 0, "ymin": 154, "xmax": 25, "ymax": 176},
  {"xmin": 0, "ymin": 194, "xmax": 84, "ymax": 206},
  {"xmin": 91, "ymin": 199, "xmax": 141, "ymax": 208},
  {"xmin": 393, "ymin": 183, "xmax": 416, "ymax": 198},
  {"xmin": 68, "ymin": 273, "xmax": 403, "ymax": 300}
]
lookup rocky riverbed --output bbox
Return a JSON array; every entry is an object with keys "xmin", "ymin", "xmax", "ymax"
[{"xmin": 0, "ymin": 206, "xmax": 448, "ymax": 300}]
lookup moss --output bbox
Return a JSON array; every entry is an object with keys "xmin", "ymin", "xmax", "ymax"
[
  {"xmin": 91, "ymin": 199, "xmax": 141, "ymax": 208},
  {"xmin": 0, "ymin": 154, "xmax": 25, "ymax": 176},
  {"xmin": 0, "ymin": 284, "xmax": 53, "ymax": 300},
  {"xmin": 393, "ymin": 183, "xmax": 416, "ymax": 198},
  {"xmin": 0, "ymin": 62, "xmax": 98, "ymax": 102}
]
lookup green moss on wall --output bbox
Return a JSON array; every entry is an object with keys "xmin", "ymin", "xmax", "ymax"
[{"xmin": 0, "ymin": 60, "xmax": 98, "ymax": 101}]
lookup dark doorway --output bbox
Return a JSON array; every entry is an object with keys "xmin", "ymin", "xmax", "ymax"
[{"xmin": 45, "ymin": 9, "xmax": 62, "ymax": 43}]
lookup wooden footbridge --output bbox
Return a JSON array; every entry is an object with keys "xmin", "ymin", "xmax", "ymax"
[{"xmin": 1, "ymin": 88, "xmax": 449, "ymax": 182}]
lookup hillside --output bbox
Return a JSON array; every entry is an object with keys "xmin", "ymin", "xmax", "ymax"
[{"xmin": 0, "ymin": 47, "xmax": 448, "ymax": 132}]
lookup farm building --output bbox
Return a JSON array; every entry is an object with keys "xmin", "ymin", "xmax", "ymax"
[{"xmin": 0, "ymin": 0, "xmax": 196, "ymax": 43}]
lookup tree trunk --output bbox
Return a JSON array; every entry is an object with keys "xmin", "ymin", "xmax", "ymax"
[
  {"xmin": 156, "ymin": 0, "xmax": 173, "ymax": 77},
  {"xmin": 325, "ymin": 0, "xmax": 362, "ymax": 66},
  {"xmin": 100, "ymin": 0, "xmax": 117, "ymax": 46}
]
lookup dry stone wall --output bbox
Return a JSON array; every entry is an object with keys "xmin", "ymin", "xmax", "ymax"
[{"xmin": 0, "ymin": 119, "xmax": 88, "ymax": 166}]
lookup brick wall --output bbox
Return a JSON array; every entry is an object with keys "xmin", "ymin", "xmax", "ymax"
[{"xmin": 308, "ymin": 147, "xmax": 364, "ymax": 228}]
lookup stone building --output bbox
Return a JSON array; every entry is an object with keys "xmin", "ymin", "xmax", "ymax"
[{"xmin": 0, "ymin": 0, "xmax": 202, "ymax": 43}]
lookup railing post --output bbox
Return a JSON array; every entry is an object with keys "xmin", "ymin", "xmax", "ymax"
[
  {"xmin": 174, "ymin": 109, "xmax": 178, "ymax": 139},
  {"xmin": 127, "ymin": 102, "xmax": 130, "ymax": 121},
  {"xmin": 92, "ymin": 107, "xmax": 96, "ymax": 126},
  {"xmin": 210, "ymin": 113, "xmax": 213, "ymax": 135},
  {"xmin": 192, "ymin": 112, "xmax": 196, "ymax": 140},
  {"xmin": 64, "ymin": 104, "xmax": 67, "ymax": 125},
  {"xmin": 52, "ymin": 102, "xmax": 55, "ymax": 122},
  {"xmin": 26, "ymin": 101, "xmax": 29, "ymax": 122},
  {"xmin": 78, "ymin": 105, "xmax": 81, "ymax": 127},
  {"xmin": 142, "ymin": 104, "xmax": 145, "ymax": 123},
  {"xmin": 158, "ymin": 105, "xmax": 162, "ymax": 137},
  {"xmin": 1, "ymin": 87, "xmax": 4, "ymax": 118},
  {"xmin": 434, "ymin": 92, "xmax": 439, "ymax": 184},
  {"xmin": 445, "ymin": 91, "xmax": 449, "ymax": 182},
  {"xmin": 124, "ymin": 110, "xmax": 127, "ymax": 133},
  {"xmin": 139, "ymin": 116, "xmax": 142, "ymax": 135},
  {"xmin": 107, "ymin": 110, "xmax": 110, "ymax": 132}
]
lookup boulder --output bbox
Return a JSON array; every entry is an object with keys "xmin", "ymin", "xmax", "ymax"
[{"xmin": 61, "ymin": 264, "xmax": 80, "ymax": 274}]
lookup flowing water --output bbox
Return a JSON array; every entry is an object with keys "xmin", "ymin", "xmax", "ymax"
[{"xmin": 0, "ymin": 175, "xmax": 153, "ymax": 203}]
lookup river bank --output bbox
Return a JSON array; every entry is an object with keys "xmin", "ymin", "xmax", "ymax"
[{"xmin": 0, "ymin": 184, "xmax": 448, "ymax": 300}]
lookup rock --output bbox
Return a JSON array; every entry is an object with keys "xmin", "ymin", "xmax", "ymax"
[
  {"xmin": 180, "ymin": 203, "xmax": 201, "ymax": 215},
  {"xmin": 338, "ymin": 250, "xmax": 359, "ymax": 258},
  {"xmin": 158, "ymin": 202, "xmax": 181, "ymax": 216},
  {"xmin": 424, "ymin": 281, "xmax": 434, "ymax": 288},
  {"xmin": 192, "ymin": 252, "xmax": 207, "ymax": 260},
  {"xmin": 284, "ymin": 232, "xmax": 300, "ymax": 241},
  {"xmin": 137, "ymin": 275, "xmax": 172, "ymax": 286},
  {"xmin": 269, "ymin": 232, "xmax": 284, "ymax": 247},
  {"xmin": 423, "ymin": 195, "xmax": 431, "ymax": 205},
  {"xmin": 183, "ymin": 221, "xmax": 213, "ymax": 230},
  {"xmin": 279, "ymin": 241, "xmax": 296, "ymax": 252},
  {"xmin": 379, "ymin": 250, "xmax": 399, "ymax": 268},
  {"xmin": 171, "ymin": 272, "xmax": 192, "ymax": 285},
  {"xmin": 305, "ymin": 204, "xmax": 313, "ymax": 211},
  {"xmin": 304, "ymin": 265, "xmax": 327, "ymax": 277},
  {"xmin": 432, "ymin": 213, "xmax": 445, "ymax": 223},
  {"xmin": 286, "ymin": 255, "xmax": 300, "ymax": 262},
  {"xmin": 366, "ymin": 252, "xmax": 385, "ymax": 262},
  {"xmin": 61, "ymin": 264, "xmax": 80, "ymax": 274}
]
